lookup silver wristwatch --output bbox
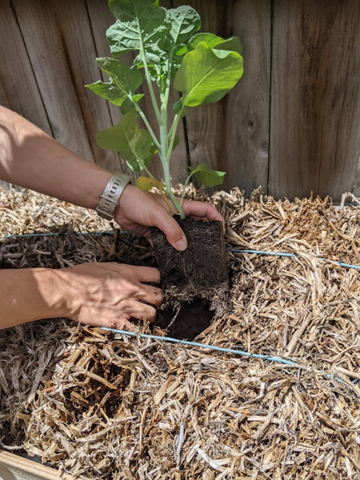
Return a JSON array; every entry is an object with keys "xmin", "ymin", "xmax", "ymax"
[{"xmin": 96, "ymin": 172, "xmax": 131, "ymax": 221}]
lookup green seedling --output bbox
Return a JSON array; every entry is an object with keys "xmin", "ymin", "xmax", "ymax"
[{"xmin": 86, "ymin": 0, "xmax": 244, "ymax": 218}]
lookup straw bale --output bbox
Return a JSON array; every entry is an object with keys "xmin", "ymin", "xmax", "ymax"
[{"xmin": 1, "ymin": 185, "xmax": 360, "ymax": 479}]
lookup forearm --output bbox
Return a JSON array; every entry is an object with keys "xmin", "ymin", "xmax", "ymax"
[
  {"xmin": 0, "ymin": 106, "xmax": 111, "ymax": 209},
  {"xmin": 0, "ymin": 268, "xmax": 67, "ymax": 329}
]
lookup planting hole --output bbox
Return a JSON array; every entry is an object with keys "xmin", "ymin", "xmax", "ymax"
[{"xmin": 153, "ymin": 298, "xmax": 214, "ymax": 341}]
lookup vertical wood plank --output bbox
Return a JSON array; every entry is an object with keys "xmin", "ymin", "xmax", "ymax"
[
  {"xmin": 354, "ymin": 157, "xmax": 360, "ymax": 197},
  {"xmin": 224, "ymin": 0, "xmax": 271, "ymax": 194},
  {"xmin": 0, "ymin": 2, "xmax": 52, "ymax": 135},
  {"xmin": 85, "ymin": 0, "xmax": 121, "ymax": 127},
  {"xmin": 86, "ymin": 0, "xmax": 137, "ymax": 179},
  {"xmin": 12, "ymin": 0, "xmax": 122, "ymax": 172},
  {"xmin": 270, "ymin": 0, "xmax": 360, "ymax": 201}
]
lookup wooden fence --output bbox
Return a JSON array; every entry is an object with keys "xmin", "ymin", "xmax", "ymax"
[{"xmin": 1, "ymin": 0, "xmax": 360, "ymax": 201}]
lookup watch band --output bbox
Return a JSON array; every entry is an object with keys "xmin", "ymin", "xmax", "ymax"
[{"xmin": 96, "ymin": 172, "xmax": 131, "ymax": 221}]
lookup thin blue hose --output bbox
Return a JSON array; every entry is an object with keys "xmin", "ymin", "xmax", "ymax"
[
  {"xmin": 100, "ymin": 327, "xmax": 354, "ymax": 387},
  {"xmin": 234, "ymin": 248, "xmax": 360, "ymax": 271},
  {"xmin": 100, "ymin": 327, "xmax": 299, "ymax": 366}
]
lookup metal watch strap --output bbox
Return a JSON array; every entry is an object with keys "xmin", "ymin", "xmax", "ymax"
[{"xmin": 96, "ymin": 172, "xmax": 131, "ymax": 221}]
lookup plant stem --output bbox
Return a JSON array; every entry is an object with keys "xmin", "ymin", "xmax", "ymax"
[
  {"xmin": 136, "ymin": 159, "xmax": 155, "ymax": 179},
  {"xmin": 137, "ymin": 23, "xmax": 161, "ymax": 122},
  {"xmin": 180, "ymin": 171, "xmax": 195, "ymax": 205},
  {"xmin": 162, "ymin": 159, "xmax": 185, "ymax": 218},
  {"xmin": 133, "ymin": 102, "xmax": 161, "ymax": 150},
  {"xmin": 166, "ymin": 108, "xmax": 184, "ymax": 161}
]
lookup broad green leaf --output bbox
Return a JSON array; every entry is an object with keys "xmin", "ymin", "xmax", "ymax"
[
  {"xmin": 189, "ymin": 163, "xmax": 226, "ymax": 187},
  {"xmin": 120, "ymin": 93, "xmax": 144, "ymax": 114},
  {"xmin": 189, "ymin": 33, "xmax": 242, "ymax": 55},
  {"xmin": 168, "ymin": 6, "xmax": 200, "ymax": 47},
  {"xmin": 86, "ymin": 58, "xmax": 143, "ymax": 108},
  {"xmin": 85, "ymin": 81, "xmax": 126, "ymax": 106},
  {"xmin": 96, "ymin": 57, "xmax": 143, "ymax": 92},
  {"xmin": 106, "ymin": 0, "xmax": 170, "ymax": 66},
  {"xmin": 96, "ymin": 112, "xmax": 156, "ymax": 171},
  {"xmin": 167, "ymin": 6, "xmax": 200, "ymax": 72},
  {"xmin": 136, "ymin": 176, "xmax": 165, "ymax": 191},
  {"xmin": 174, "ymin": 41, "xmax": 243, "ymax": 106},
  {"xmin": 214, "ymin": 36, "xmax": 242, "ymax": 56}
]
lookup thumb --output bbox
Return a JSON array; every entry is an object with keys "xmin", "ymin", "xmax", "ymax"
[{"xmin": 152, "ymin": 210, "xmax": 188, "ymax": 251}]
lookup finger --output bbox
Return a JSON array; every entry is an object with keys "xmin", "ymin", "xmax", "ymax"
[
  {"xmin": 130, "ymin": 266, "xmax": 161, "ymax": 284},
  {"xmin": 92, "ymin": 263, "xmax": 161, "ymax": 284},
  {"xmin": 108, "ymin": 317, "xmax": 135, "ymax": 331},
  {"xmin": 150, "ymin": 209, "xmax": 188, "ymax": 251},
  {"xmin": 182, "ymin": 201, "xmax": 225, "ymax": 230},
  {"xmin": 142, "ymin": 230, "xmax": 153, "ymax": 246},
  {"xmin": 126, "ymin": 301, "xmax": 157, "ymax": 323},
  {"xmin": 187, "ymin": 215, "xmax": 209, "ymax": 222},
  {"xmin": 134, "ymin": 284, "xmax": 163, "ymax": 306}
]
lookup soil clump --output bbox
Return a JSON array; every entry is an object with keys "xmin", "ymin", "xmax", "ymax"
[{"xmin": 152, "ymin": 218, "xmax": 230, "ymax": 339}]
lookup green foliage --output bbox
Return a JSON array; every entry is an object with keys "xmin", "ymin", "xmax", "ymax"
[
  {"xmin": 87, "ymin": 0, "xmax": 244, "ymax": 217},
  {"xmin": 174, "ymin": 42, "xmax": 243, "ymax": 106},
  {"xmin": 96, "ymin": 112, "xmax": 156, "ymax": 172},
  {"xmin": 86, "ymin": 57, "xmax": 143, "ymax": 108},
  {"xmin": 189, "ymin": 163, "xmax": 226, "ymax": 187}
]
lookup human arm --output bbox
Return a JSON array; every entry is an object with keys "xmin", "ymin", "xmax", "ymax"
[
  {"xmin": 0, "ymin": 263, "xmax": 162, "ymax": 331},
  {"xmin": 0, "ymin": 106, "xmax": 224, "ymax": 250}
]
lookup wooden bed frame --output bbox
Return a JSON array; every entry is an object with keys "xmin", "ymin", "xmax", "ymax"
[{"xmin": 0, "ymin": 450, "xmax": 75, "ymax": 480}]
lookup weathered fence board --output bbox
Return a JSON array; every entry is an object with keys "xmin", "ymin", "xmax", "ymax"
[
  {"xmin": 1, "ymin": 0, "xmax": 360, "ymax": 200},
  {"xmin": 0, "ymin": 2, "xmax": 52, "ymax": 136},
  {"xmin": 269, "ymin": 0, "xmax": 360, "ymax": 200},
  {"xmin": 86, "ymin": 0, "xmax": 122, "ymax": 128},
  {"xmin": 224, "ymin": 0, "xmax": 271, "ymax": 194},
  {"xmin": 11, "ymin": 0, "xmax": 121, "ymax": 172}
]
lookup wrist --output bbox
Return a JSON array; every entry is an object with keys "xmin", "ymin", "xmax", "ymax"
[
  {"xmin": 95, "ymin": 172, "xmax": 131, "ymax": 220},
  {"xmin": 33, "ymin": 268, "xmax": 70, "ymax": 319},
  {"xmin": 84, "ymin": 169, "xmax": 113, "ymax": 210}
]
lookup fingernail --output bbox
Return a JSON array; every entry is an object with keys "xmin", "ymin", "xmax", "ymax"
[{"xmin": 175, "ymin": 235, "xmax": 187, "ymax": 251}]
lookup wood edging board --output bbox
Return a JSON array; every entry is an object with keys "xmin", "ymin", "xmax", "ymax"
[{"xmin": 0, "ymin": 450, "xmax": 75, "ymax": 480}]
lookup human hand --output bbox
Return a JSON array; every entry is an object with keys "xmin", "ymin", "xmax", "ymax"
[
  {"xmin": 58, "ymin": 262, "xmax": 162, "ymax": 330},
  {"xmin": 114, "ymin": 185, "xmax": 225, "ymax": 251}
]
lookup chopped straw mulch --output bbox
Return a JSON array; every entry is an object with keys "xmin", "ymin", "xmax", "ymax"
[{"xmin": 1, "ymin": 185, "xmax": 360, "ymax": 480}]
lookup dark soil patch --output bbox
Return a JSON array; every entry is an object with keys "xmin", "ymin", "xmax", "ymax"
[
  {"xmin": 152, "ymin": 218, "xmax": 230, "ymax": 339},
  {"xmin": 152, "ymin": 218, "xmax": 228, "ymax": 295},
  {"xmin": 153, "ymin": 298, "xmax": 214, "ymax": 341}
]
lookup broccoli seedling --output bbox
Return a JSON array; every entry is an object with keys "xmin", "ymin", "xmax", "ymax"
[{"xmin": 86, "ymin": 0, "xmax": 243, "ymax": 218}]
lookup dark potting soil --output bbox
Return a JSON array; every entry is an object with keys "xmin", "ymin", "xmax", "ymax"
[
  {"xmin": 154, "ymin": 298, "xmax": 214, "ymax": 341},
  {"xmin": 151, "ymin": 218, "xmax": 230, "ymax": 340},
  {"xmin": 152, "ymin": 218, "xmax": 228, "ymax": 295}
]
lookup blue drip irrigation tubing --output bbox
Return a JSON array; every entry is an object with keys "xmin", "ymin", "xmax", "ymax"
[
  {"xmin": 3, "ymin": 230, "xmax": 360, "ymax": 387},
  {"xmin": 100, "ymin": 327, "xmax": 356, "ymax": 388},
  {"xmin": 233, "ymin": 248, "xmax": 360, "ymax": 271},
  {"xmin": 100, "ymin": 327, "xmax": 299, "ymax": 366}
]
